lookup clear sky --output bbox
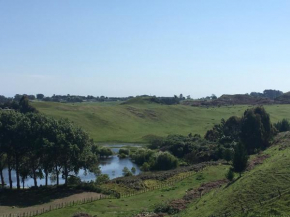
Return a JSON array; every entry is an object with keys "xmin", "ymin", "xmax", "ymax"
[{"xmin": 0, "ymin": 0, "xmax": 289, "ymax": 98}]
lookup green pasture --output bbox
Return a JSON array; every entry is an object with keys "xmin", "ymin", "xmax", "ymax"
[{"xmin": 32, "ymin": 101, "xmax": 290, "ymax": 143}]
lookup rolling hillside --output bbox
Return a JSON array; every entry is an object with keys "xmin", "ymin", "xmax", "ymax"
[
  {"xmin": 181, "ymin": 132, "xmax": 290, "ymax": 217},
  {"xmin": 32, "ymin": 101, "xmax": 290, "ymax": 143}
]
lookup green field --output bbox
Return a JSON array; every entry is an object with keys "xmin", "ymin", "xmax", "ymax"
[
  {"xmin": 36, "ymin": 165, "xmax": 229, "ymax": 217},
  {"xmin": 32, "ymin": 101, "xmax": 290, "ymax": 143}
]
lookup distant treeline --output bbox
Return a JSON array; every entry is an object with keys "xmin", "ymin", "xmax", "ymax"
[
  {"xmin": 0, "ymin": 89, "xmax": 285, "ymax": 106},
  {"xmin": 250, "ymin": 89, "xmax": 283, "ymax": 99},
  {"xmin": 0, "ymin": 94, "xmax": 184, "ymax": 105}
]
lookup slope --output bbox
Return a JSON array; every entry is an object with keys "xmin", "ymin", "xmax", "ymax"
[
  {"xmin": 32, "ymin": 101, "xmax": 290, "ymax": 143},
  {"xmin": 181, "ymin": 132, "xmax": 290, "ymax": 217}
]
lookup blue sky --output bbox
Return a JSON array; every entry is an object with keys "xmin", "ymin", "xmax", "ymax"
[{"xmin": 0, "ymin": 0, "xmax": 289, "ymax": 98}]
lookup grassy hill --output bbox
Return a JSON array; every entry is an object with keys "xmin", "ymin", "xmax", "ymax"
[
  {"xmin": 181, "ymin": 132, "xmax": 290, "ymax": 217},
  {"xmin": 32, "ymin": 101, "xmax": 290, "ymax": 143}
]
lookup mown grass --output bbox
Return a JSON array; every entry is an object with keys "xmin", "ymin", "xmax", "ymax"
[
  {"xmin": 181, "ymin": 132, "xmax": 290, "ymax": 217},
  {"xmin": 32, "ymin": 101, "xmax": 290, "ymax": 143},
  {"xmin": 38, "ymin": 165, "xmax": 229, "ymax": 217}
]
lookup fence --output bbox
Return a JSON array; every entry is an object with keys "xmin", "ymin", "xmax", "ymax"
[
  {"xmin": 0, "ymin": 164, "xmax": 208, "ymax": 217},
  {"xmin": 0, "ymin": 194, "xmax": 116, "ymax": 217}
]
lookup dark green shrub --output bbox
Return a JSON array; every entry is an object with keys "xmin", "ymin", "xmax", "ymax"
[
  {"xmin": 67, "ymin": 176, "xmax": 82, "ymax": 185},
  {"xmin": 119, "ymin": 148, "xmax": 129, "ymax": 155},
  {"xmin": 275, "ymin": 119, "xmax": 290, "ymax": 132},
  {"xmin": 118, "ymin": 153, "xmax": 127, "ymax": 158},
  {"xmin": 153, "ymin": 152, "xmax": 178, "ymax": 170},
  {"xmin": 131, "ymin": 167, "xmax": 136, "ymax": 174},
  {"xmin": 225, "ymin": 168, "xmax": 234, "ymax": 181},
  {"xmin": 140, "ymin": 162, "xmax": 150, "ymax": 171},
  {"xmin": 96, "ymin": 174, "xmax": 110, "ymax": 185},
  {"xmin": 99, "ymin": 147, "xmax": 113, "ymax": 157},
  {"xmin": 122, "ymin": 167, "xmax": 133, "ymax": 177},
  {"xmin": 240, "ymin": 107, "xmax": 274, "ymax": 154}
]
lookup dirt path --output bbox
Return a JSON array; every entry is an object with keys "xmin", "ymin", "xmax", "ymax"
[{"xmin": 0, "ymin": 192, "xmax": 103, "ymax": 215}]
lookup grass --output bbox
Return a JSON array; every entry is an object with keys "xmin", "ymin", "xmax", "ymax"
[
  {"xmin": 35, "ymin": 165, "xmax": 229, "ymax": 217},
  {"xmin": 32, "ymin": 101, "xmax": 290, "ymax": 143},
  {"xmin": 181, "ymin": 132, "xmax": 290, "ymax": 217}
]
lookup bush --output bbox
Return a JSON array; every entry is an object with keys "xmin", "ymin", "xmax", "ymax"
[
  {"xmin": 96, "ymin": 174, "xmax": 110, "ymax": 185},
  {"xmin": 130, "ymin": 149, "xmax": 155, "ymax": 165},
  {"xmin": 118, "ymin": 153, "xmax": 127, "ymax": 158},
  {"xmin": 140, "ymin": 162, "xmax": 151, "ymax": 171},
  {"xmin": 75, "ymin": 182, "xmax": 102, "ymax": 193},
  {"xmin": 122, "ymin": 167, "xmax": 133, "ymax": 177},
  {"xmin": 72, "ymin": 213, "xmax": 92, "ymax": 217},
  {"xmin": 119, "ymin": 148, "xmax": 129, "ymax": 155},
  {"xmin": 275, "ymin": 119, "xmax": 290, "ymax": 132},
  {"xmin": 154, "ymin": 202, "xmax": 179, "ymax": 215},
  {"xmin": 196, "ymin": 173, "xmax": 204, "ymax": 181},
  {"xmin": 153, "ymin": 152, "xmax": 178, "ymax": 171},
  {"xmin": 131, "ymin": 167, "xmax": 136, "ymax": 174},
  {"xmin": 67, "ymin": 176, "xmax": 82, "ymax": 185},
  {"xmin": 223, "ymin": 148, "xmax": 233, "ymax": 163},
  {"xmin": 225, "ymin": 168, "xmax": 234, "ymax": 181},
  {"xmin": 99, "ymin": 147, "xmax": 113, "ymax": 157}
]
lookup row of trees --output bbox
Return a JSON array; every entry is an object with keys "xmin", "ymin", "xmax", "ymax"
[
  {"xmin": 250, "ymin": 89, "xmax": 283, "ymax": 99},
  {"xmin": 0, "ymin": 111, "xmax": 99, "ymax": 190}
]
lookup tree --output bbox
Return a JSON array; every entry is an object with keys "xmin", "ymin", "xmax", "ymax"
[
  {"xmin": 211, "ymin": 94, "xmax": 217, "ymax": 100},
  {"xmin": 153, "ymin": 152, "xmax": 178, "ymax": 170},
  {"xmin": 131, "ymin": 167, "xmax": 136, "ymax": 174},
  {"xmin": 0, "ymin": 111, "xmax": 22, "ymax": 189},
  {"xmin": 0, "ymin": 154, "xmax": 7, "ymax": 188},
  {"xmin": 36, "ymin": 94, "xmax": 44, "ymax": 100},
  {"xmin": 122, "ymin": 167, "xmax": 133, "ymax": 177},
  {"xmin": 19, "ymin": 96, "xmax": 38, "ymax": 114},
  {"xmin": 140, "ymin": 162, "xmax": 150, "ymax": 171},
  {"xmin": 96, "ymin": 174, "xmax": 110, "ymax": 185},
  {"xmin": 99, "ymin": 148, "xmax": 113, "ymax": 158},
  {"xmin": 223, "ymin": 148, "xmax": 233, "ymax": 163},
  {"xmin": 225, "ymin": 168, "xmax": 234, "ymax": 181},
  {"xmin": 119, "ymin": 148, "xmax": 129, "ymax": 155},
  {"xmin": 275, "ymin": 119, "xmax": 290, "ymax": 132},
  {"xmin": 232, "ymin": 143, "xmax": 248, "ymax": 177},
  {"xmin": 240, "ymin": 107, "xmax": 274, "ymax": 154}
]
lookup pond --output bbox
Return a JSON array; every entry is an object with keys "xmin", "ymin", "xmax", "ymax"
[{"xmin": 2, "ymin": 144, "xmax": 142, "ymax": 188}]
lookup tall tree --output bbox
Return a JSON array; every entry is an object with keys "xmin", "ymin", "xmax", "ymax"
[
  {"xmin": 232, "ymin": 143, "xmax": 248, "ymax": 177},
  {"xmin": 36, "ymin": 94, "xmax": 44, "ymax": 100},
  {"xmin": 19, "ymin": 95, "xmax": 38, "ymax": 114},
  {"xmin": 240, "ymin": 107, "xmax": 274, "ymax": 154},
  {"xmin": 0, "ymin": 111, "xmax": 21, "ymax": 189}
]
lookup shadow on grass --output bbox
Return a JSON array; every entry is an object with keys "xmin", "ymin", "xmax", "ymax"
[
  {"xmin": 224, "ymin": 176, "xmax": 242, "ymax": 188},
  {"xmin": 0, "ymin": 186, "xmax": 85, "ymax": 208}
]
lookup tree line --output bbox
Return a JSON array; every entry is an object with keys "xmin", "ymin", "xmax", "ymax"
[{"xmin": 0, "ymin": 110, "xmax": 99, "ymax": 190}]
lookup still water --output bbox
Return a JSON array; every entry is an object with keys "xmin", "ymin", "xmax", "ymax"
[{"xmin": 3, "ymin": 144, "xmax": 141, "ymax": 188}]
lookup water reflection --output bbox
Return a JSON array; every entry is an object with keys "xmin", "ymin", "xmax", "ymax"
[
  {"xmin": 99, "ymin": 155, "xmax": 140, "ymax": 179},
  {"xmin": 2, "ymin": 144, "xmax": 141, "ymax": 187}
]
